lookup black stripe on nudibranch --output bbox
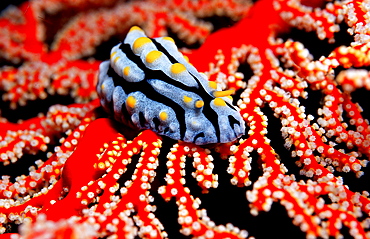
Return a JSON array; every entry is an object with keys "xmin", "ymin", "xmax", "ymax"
[
  {"xmin": 151, "ymin": 39, "xmax": 178, "ymax": 64},
  {"xmin": 97, "ymin": 26, "xmax": 245, "ymax": 145},
  {"xmin": 106, "ymin": 65, "xmax": 188, "ymax": 140}
]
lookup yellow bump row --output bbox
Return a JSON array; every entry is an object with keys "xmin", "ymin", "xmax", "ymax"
[
  {"xmin": 123, "ymin": 66, "xmax": 130, "ymax": 76},
  {"xmin": 146, "ymin": 50, "xmax": 162, "ymax": 64},
  {"xmin": 159, "ymin": 111, "xmax": 168, "ymax": 121},
  {"xmin": 183, "ymin": 95, "xmax": 192, "ymax": 103},
  {"xmin": 195, "ymin": 100, "xmax": 204, "ymax": 108},
  {"xmin": 126, "ymin": 96, "xmax": 136, "ymax": 108},
  {"xmin": 213, "ymin": 89, "xmax": 235, "ymax": 98},
  {"xmin": 214, "ymin": 98, "xmax": 226, "ymax": 106},
  {"xmin": 171, "ymin": 63, "xmax": 186, "ymax": 74}
]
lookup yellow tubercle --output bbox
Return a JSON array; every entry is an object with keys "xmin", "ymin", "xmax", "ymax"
[
  {"xmin": 110, "ymin": 51, "xmax": 117, "ymax": 58},
  {"xmin": 226, "ymin": 95, "xmax": 233, "ymax": 101},
  {"xmin": 133, "ymin": 37, "xmax": 152, "ymax": 53},
  {"xmin": 213, "ymin": 89, "xmax": 235, "ymax": 98},
  {"xmin": 183, "ymin": 95, "xmax": 192, "ymax": 103},
  {"xmin": 123, "ymin": 66, "xmax": 130, "ymax": 76},
  {"xmin": 146, "ymin": 50, "xmax": 163, "ymax": 64},
  {"xmin": 126, "ymin": 96, "xmax": 136, "ymax": 108},
  {"xmin": 129, "ymin": 26, "xmax": 144, "ymax": 32},
  {"xmin": 195, "ymin": 100, "xmax": 204, "ymax": 108},
  {"xmin": 213, "ymin": 98, "xmax": 226, "ymax": 107},
  {"xmin": 208, "ymin": 81, "xmax": 218, "ymax": 89},
  {"xmin": 171, "ymin": 63, "xmax": 186, "ymax": 74},
  {"xmin": 113, "ymin": 56, "xmax": 120, "ymax": 63},
  {"xmin": 163, "ymin": 37, "xmax": 175, "ymax": 43},
  {"xmin": 183, "ymin": 55, "xmax": 190, "ymax": 63},
  {"xmin": 159, "ymin": 111, "xmax": 168, "ymax": 121}
]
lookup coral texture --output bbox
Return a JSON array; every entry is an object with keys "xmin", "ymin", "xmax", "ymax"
[{"xmin": 0, "ymin": 0, "xmax": 369, "ymax": 238}]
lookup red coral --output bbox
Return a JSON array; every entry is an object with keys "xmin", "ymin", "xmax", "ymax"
[{"xmin": 0, "ymin": 0, "xmax": 370, "ymax": 238}]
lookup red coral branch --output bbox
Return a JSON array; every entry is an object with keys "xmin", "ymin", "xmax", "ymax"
[{"xmin": 0, "ymin": 0, "xmax": 370, "ymax": 238}]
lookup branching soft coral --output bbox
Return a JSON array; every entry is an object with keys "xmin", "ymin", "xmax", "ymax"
[{"xmin": 0, "ymin": 0, "xmax": 369, "ymax": 238}]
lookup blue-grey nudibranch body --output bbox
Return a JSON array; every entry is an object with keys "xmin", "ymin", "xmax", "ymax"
[{"xmin": 97, "ymin": 26, "xmax": 245, "ymax": 145}]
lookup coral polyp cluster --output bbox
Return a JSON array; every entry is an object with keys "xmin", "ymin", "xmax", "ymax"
[{"xmin": 0, "ymin": 0, "xmax": 369, "ymax": 238}]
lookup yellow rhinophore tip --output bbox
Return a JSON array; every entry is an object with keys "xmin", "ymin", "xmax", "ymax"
[
  {"xmin": 195, "ymin": 100, "xmax": 204, "ymax": 108},
  {"xmin": 126, "ymin": 96, "xmax": 136, "ymax": 108},
  {"xmin": 129, "ymin": 26, "xmax": 144, "ymax": 32},
  {"xmin": 146, "ymin": 50, "xmax": 162, "ymax": 64},
  {"xmin": 208, "ymin": 81, "xmax": 217, "ymax": 89},
  {"xmin": 163, "ymin": 37, "xmax": 175, "ymax": 43},
  {"xmin": 213, "ymin": 98, "xmax": 226, "ymax": 107},
  {"xmin": 123, "ymin": 66, "xmax": 130, "ymax": 76},
  {"xmin": 213, "ymin": 89, "xmax": 235, "ymax": 98},
  {"xmin": 183, "ymin": 95, "xmax": 192, "ymax": 103},
  {"xmin": 159, "ymin": 111, "xmax": 168, "ymax": 121},
  {"xmin": 171, "ymin": 63, "xmax": 186, "ymax": 74},
  {"xmin": 133, "ymin": 37, "xmax": 152, "ymax": 53}
]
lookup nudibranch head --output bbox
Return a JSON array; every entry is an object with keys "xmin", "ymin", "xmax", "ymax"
[{"xmin": 97, "ymin": 26, "xmax": 245, "ymax": 145}]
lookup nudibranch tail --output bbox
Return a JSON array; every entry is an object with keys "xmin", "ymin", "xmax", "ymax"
[{"xmin": 97, "ymin": 26, "xmax": 245, "ymax": 145}]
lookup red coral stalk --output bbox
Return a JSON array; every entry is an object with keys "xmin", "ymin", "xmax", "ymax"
[{"xmin": 0, "ymin": 0, "xmax": 370, "ymax": 238}]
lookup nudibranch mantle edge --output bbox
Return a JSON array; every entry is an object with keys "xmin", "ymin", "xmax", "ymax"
[{"xmin": 97, "ymin": 26, "xmax": 245, "ymax": 145}]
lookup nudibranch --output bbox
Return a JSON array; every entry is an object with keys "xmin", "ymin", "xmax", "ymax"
[{"xmin": 97, "ymin": 26, "xmax": 245, "ymax": 145}]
